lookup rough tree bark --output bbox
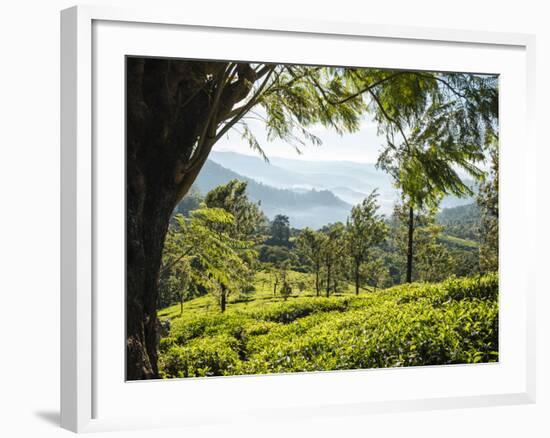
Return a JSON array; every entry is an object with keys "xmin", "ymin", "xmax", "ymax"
[{"xmin": 126, "ymin": 57, "xmax": 262, "ymax": 380}]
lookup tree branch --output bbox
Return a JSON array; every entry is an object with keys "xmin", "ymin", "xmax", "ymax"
[
  {"xmin": 160, "ymin": 247, "xmax": 195, "ymax": 277},
  {"xmin": 256, "ymin": 64, "xmax": 276, "ymax": 80},
  {"xmin": 413, "ymin": 72, "xmax": 468, "ymax": 99},
  {"xmin": 184, "ymin": 63, "xmax": 238, "ymax": 174},
  {"xmin": 306, "ymin": 70, "xmax": 408, "ymax": 107},
  {"xmin": 367, "ymin": 89, "xmax": 412, "ymax": 153},
  {"xmin": 213, "ymin": 67, "xmax": 276, "ymax": 144}
]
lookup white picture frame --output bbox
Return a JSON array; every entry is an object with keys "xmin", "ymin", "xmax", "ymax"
[{"xmin": 60, "ymin": 4, "xmax": 536, "ymax": 433}]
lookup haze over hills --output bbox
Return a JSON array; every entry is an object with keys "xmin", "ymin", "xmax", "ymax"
[
  {"xmin": 192, "ymin": 160, "xmax": 352, "ymax": 229},
  {"xmin": 209, "ymin": 151, "xmax": 475, "ymax": 214},
  {"xmin": 180, "ymin": 151, "xmax": 478, "ymax": 229},
  {"xmin": 209, "ymin": 151, "xmax": 393, "ymax": 211}
]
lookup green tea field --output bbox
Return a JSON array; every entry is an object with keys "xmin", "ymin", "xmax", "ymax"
[{"xmin": 157, "ymin": 272, "xmax": 498, "ymax": 378}]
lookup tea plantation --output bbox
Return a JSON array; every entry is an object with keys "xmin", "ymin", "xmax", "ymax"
[{"xmin": 157, "ymin": 272, "xmax": 498, "ymax": 378}]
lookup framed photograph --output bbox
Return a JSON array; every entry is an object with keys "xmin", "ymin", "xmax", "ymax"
[{"xmin": 61, "ymin": 5, "xmax": 536, "ymax": 433}]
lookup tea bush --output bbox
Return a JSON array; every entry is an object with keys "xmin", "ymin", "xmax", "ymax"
[
  {"xmin": 159, "ymin": 274, "xmax": 498, "ymax": 378},
  {"xmin": 159, "ymin": 334, "xmax": 241, "ymax": 378}
]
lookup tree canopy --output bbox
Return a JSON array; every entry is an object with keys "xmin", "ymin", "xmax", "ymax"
[{"xmin": 346, "ymin": 191, "xmax": 388, "ymax": 294}]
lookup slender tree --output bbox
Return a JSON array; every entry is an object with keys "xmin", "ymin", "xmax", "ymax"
[
  {"xmin": 271, "ymin": 266, "xmax": 280, "ymax": 296},
  {"xmin": 270, "ymin": 214, "xmax": 291, "ymax": 247},
  {"xmin": 296, "ymin": 228, "xmax": 327, "ymax": 296},
  {"xmin": 372, "ymin": 73, "xmax": 497, "ymax": 282},
  {"xmin": 204, "ymin": 179, "xmax": 266, "ymax": 239},
  {"xmin": 378, "ymin": 123, "xmax": 493, "ymax": 281},
  {"xmin": 391, "ymin": 202, "xmax": 455, "ymax": 283},
  {"xmin": 415, "ymin": 223, "xmax": 454, "ymax": 283},
  {"xmin": 320, "ymin": 223, "xmax": 346, "ymax": 297},
  {"xmin": 346, "ymin": 191, "xmax": 388, "ymax": 294},
  {"xmin": 478, "ymin": 141, "xmax": 499, "ymax": 272},
  {"xmin": 159, "ymin": 250, "xmax": 192, "ymax": 315},
  {"xmin": 278, "ymin": 260, "xmax": 293, "ymax": 301},
  {"xmin": 164, "ymin": 209, "xmax": 255, "ymax": 314},
  {"xmin": 360, "ymin": 254, "xmax": 391, "ymax": 291}
]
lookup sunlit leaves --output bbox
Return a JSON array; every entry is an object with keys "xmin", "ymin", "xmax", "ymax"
[
  {"xmin": 477, "ymin": 139, "xmax": 499, "ymax": 272},
  {"xmin": 345, "ymin": 69, "xmax": 499, "ymax": 207},
  {"xmin": 346, "ymin": 191, "xmax": 389, "ymax": 292},
  {"xmin": 216, "ymin": 63, "xmax": 497, "ymax": 210},
  {"xmin": 159, "ymin": 273, "xmax": 498, "ymax": 377},
  {"xmin": 162, "ymin": 208, "xmax": 257, "ymax": 312},
  {"xmin": 204, "ymin": 179, "xmax": 267, "ymax": 240}
]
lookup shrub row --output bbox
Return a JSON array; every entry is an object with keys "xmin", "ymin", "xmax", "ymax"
[{"xmin": 159, "ymin": 274, "xmax": 498, "ymax": 378}]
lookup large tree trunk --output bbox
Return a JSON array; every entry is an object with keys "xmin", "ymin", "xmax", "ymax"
[
  {"xmin": 406, "ymin": 205, "xmax": 414, "ymax": 283},
  {"xmin": 125, "ymin": 57, "xmax": 261, "ymax": 379},
  {"xmin": 126, "ymin": 185, "xmax": 175, "ymax": 380}
]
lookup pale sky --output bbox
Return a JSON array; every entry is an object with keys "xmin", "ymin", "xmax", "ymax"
[
  {"xmin": 213, "ymin": 113, "xmax": 385, "ymax": 164},
  {"xmin": 213, "ymin": 110, "xmax": 491, "ymax": 179}
]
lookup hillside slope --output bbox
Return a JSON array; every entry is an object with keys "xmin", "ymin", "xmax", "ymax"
[
  {"xmin": 210, "ymin": 150, "xmax": 476, "ymax": 213},
  {"xmin": 158, "ymin": 273, "xmax": 498, "ymax": 378},
  {"xmin": 192, "ymin": 160, "xmax": 352, "ymax": 228}
]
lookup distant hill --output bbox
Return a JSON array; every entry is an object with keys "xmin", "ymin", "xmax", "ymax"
[
  {"xmin": 437, "ymin": 203, "xmax": 480, "ymax": 242},
  {"xmin": 210, "ymin": 150, "xmax": 386, "ymax": 192},
  {"xmin": 192, "ymin": 160, "xmax": 353, "ymax": 229},
  {"xmin": 330, "ymin": 186, "xmax": 371, "ymax": 205},
  {"xmin": 209, "ymin": 150, "xmax": 475, "ymax": 214}
]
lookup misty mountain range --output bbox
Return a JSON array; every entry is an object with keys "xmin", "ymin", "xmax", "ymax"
[
  {"xmin": 187, "ymin": 151, "xmax": 475, "ymax": 229},
  {"xmin": 193, "ymin": 160, "xmax": 351, "ymax": 229}
]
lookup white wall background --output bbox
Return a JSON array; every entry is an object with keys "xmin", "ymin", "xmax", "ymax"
[{"xmin": 0, "ymin": 0, "xmax": 546, "ymax": 436}]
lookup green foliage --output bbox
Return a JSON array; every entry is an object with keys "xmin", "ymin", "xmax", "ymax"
[
  {"xmin": 161, "ymin": 63, "xmax": 498, "ymax": 312},
  {"xmin": 360, "ymin": 252, "xmax": 392, "ymax": 290},
  {"xmin": 204, "ymin": 179, "xmax": 266, "ymax": 240},
  {"xmin": 257, "ymin": 66, "xmax": 365, "ymax": 150},
  {"xmin": 129, "ymin": 58, "xmax": 500, "ymax": 380},
  {"xmin": 160, "ymin": 334, "xmax": 241, "ymax": 378},
  {"xmin": 438, "ymin": 234, "xmax": 479, "ymax": 250},
  {"xmin": 159, "ymin": 273, "xmax": 498, "ymax": 378},
  {"xmin": 366, "ymin": 71, "xmax": 497, "ymax": 284},
  {"xmin": 437, "ymin": 203, "xmax": 480, "ymax": 241},
  {"xmin": 319, "ymin": 222, "xmax": 348, "ymax": 296},
  {"xmin": 296, "ymin": 280, "xmax": 307, "ymax": 293},
  {"xmin": 268, "ymin": 214, "xmax": 291, "ymax": 247},
  {"xmin": 224, "ymin": 65, "xmax": 497, "ymax": 190},
  {"xmin": 414, "ymin": 224, "xmax": 455, "ymax": 283},
  {"xmin": 346, "ymin": 191, "xmax": 389, "ymax": 293},
  {"xmin": 477, "ymin": 142, "xmax": 499, "ymax": 272},
  {"xmin": 295, "ymin": 228, "xmax": 327, "ymax": 296},
  {"xmin": 373, "ymin": 72, "xmax": 496, "ymax": 206},
  {"xmin": 279, "ymin": 281, "xmax": 292, "ymax": 301},
  {"xmin": 173, "ymin": 185, "xmax": 204, "ymax": 217},
  {"xmin": 257, "ymin": 244, "xmax": 297, "ymax": 265},
  {"xmin": 160, "ymin": 207, "xmax": 257, "ymax": 313}
]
